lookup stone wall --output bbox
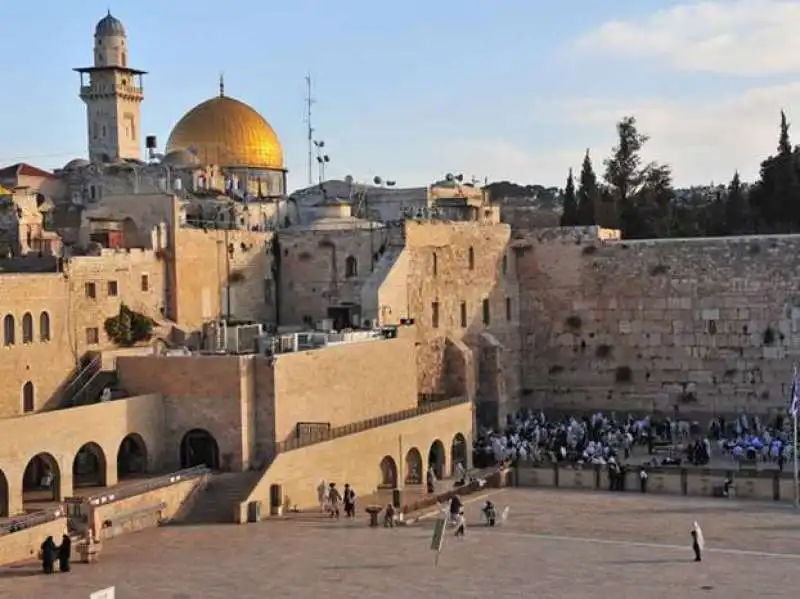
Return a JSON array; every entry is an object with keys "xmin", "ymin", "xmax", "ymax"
[
  {"xmin": 0, "ymin": 517, "xmax": 67, "ymax": 566},
  {"xmin": 517, "ymin": 228, "xmax": 800, "ymax": 415},
  {"xmin": 172, "ymin": 227, "xmax": 275, "ymax": 329}
]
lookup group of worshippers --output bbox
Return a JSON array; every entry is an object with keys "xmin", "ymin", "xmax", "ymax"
[
  {"xmin": 317, "ymin": 481, "xmax": 357, "ymax": 519},
  {"xmin": 474, "ymin": 408, "xmax": 795, "ymax": 471},
  {"xmin": 711, "ymin": 413, "xmax": 795, "ymax": 469},
  {"xmin": 39, "ymin": 534, "xmax": 71, "ymax": 574}
]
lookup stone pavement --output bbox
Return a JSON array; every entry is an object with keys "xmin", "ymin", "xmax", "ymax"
[{"xmin": 3, "ymin": 489, "xmax": 800, "ymax": 598}]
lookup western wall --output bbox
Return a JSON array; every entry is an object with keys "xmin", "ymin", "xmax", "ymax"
[{"xmin": 515, "ymin": 226, "xmax": 800, "ymax": 416}]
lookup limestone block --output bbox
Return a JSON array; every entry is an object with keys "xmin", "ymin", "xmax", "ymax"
[{"xmin": 701, "ymin": 308, "xmax": 720, "ymax": 320}]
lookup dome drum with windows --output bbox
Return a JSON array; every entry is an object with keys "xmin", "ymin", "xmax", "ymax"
[{"xmin": 166, "ymin": 81, "xmax": 284, "ymax": 171}]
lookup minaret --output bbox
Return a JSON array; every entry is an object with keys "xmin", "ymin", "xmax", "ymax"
[{"xmin": 73, "ymin": 11, "xmax": 146, "ymax": 163}]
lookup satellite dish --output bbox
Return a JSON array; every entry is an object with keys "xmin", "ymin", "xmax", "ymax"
[
  {"xmin": 455, "ymin": 174, "xmax": 464, "ymax": 182},
  {"xmin": 445, "ymin": 173, "xmax": 454, "ymax": 182},
  {"xmin": 386, "ymin": 180, "xmax": 396, "ymax": 187},
  {"xmin": 344, "ymin": 175, "xmax": 353, "ymax": 185},
  {"xmin": 373, "ymin": 176, "xmax": 382, "ymax": 185}
]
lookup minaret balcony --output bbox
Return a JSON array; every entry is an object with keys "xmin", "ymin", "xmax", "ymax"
[{"xmin": 80, "ymin": 84, "xmax": 143, "ymax": 100}]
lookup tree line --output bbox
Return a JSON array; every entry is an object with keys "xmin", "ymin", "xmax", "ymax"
[{"xmin": 555, "ymin": 112, "xmax": 800, "ymax": 238}]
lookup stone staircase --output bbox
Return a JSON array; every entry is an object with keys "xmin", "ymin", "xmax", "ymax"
[{"xmin": 170, "ymin": 471, "xmax": 263, "ymax": 524}]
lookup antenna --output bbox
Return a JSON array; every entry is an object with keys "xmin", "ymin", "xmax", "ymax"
[{"xmin": 304, "ymin": 73, "xmax": 316, "ymax": 186}]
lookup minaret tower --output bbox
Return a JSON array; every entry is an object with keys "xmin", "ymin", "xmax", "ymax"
[{"xmin": 73, "ymin": 11, "xmax": 146, "ymax": 163}]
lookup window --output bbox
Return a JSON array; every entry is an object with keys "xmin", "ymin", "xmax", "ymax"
[
  {"xmin": 85, "ymin": 282, "xmax": 96, "ymax": 299},
  {"xmin": 468, "ymin": 247, "xmax": 475, "ymax": 270},
  {"xmin": 21, "ymin": 312, "xmax": 33, "ymax": 343},
  {"xmin": 506, "ymin": 297, "xmax": 512, "ymax": 321},
  {"xmin": 482, "ymin": 299, "xmax": 490, "ymax": 325},
  {"xmin": 107, "ymin": 280, "xmax": 118, "ymax": 296},
  {"xmin": 502, "ymin": 254, "xmax": 508, "ymax": 276},
  {"xmin": 39, "ymin": 311, "xmax": 51, "ymax": 341},
  {"xmin": 431, "ymin": 301, "xmax": 440, "ymax": 329},
  {"xmin": 345, "ymin": 256, "xmax": 358, "ymax": 279},
  {"xmin": 432, "ymin": 252, "xmax": 438, "ymax": 276},
  {"xmin": 3, "ymin": 314, "xmax": 15, "ymax": 346},
  {"xmin": 141, "ymin": 274, "xmax": 149, "ymax": 291},
  {"xmin": 22, "ymin": 381, "xmax": 34, "ymax": 413},
  {"xmin": 460, "ymin": 301, "xmax": 467, "ymax": 328},
  {"xmin": 86, "ymin": 327, "xmax": 100, "ymax": 345}
]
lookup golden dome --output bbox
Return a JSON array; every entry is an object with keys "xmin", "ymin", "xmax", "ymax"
[{"xmin": 166, "ymin": 94, "xmax": 284, "ymax": 169}]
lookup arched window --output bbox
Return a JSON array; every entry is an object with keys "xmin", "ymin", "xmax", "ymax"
[
  {"xmin": 21, "ymin": 313, "xmax": 33, "ymax": 344},
  {"xmin": 39, "ymin": 312, "xmax": 51, "ymax": 342},
  {"xmin": 22, "ymin": 381, "xmax": 34, "ymax": 413},
  {"xmin": 468, "ymin": 247, "xmax": 475, "ymax": 270},
  {"xmin": 345, "ymin": 256, "xmax": 358, "ymax": 279},
  {"xmin": 3, "ymin": 314, "xmax": 15, "ymax": 346}
]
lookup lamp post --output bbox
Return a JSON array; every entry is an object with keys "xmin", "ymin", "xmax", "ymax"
[{"xmin": 313, "ymin": 140, "xmax": 330, "ymax": 184}]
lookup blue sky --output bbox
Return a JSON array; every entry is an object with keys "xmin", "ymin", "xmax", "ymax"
[{"xmin": 2, "ymin": 0, "xmax": 799, "ymax": 190}]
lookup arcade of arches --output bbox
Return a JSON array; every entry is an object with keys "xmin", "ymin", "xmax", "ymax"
[
  {"xmin": 0, "ymin": 432, "xmax": 152, "ymax": 518},
  {"xmin": 384, "ymin": 433, "xmax": 470, "ymax": 489}
]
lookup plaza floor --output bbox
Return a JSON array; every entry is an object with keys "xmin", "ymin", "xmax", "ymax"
[{"xmin": 3, "ymin": 488, "xmax": 800, "ymax": 598}]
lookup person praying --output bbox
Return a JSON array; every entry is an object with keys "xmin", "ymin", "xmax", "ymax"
[
  {"xmin": 40, "ymin": 536, "xmax": 57, "ymax": 574},
  {"xmin": 482, "ymin": 500, "xmax": 497, "ymax": 526},
  {"xmin": 690, "ymin": 521, "xmax": 704, "ymax": 562},
  {"xmin": 454, "ymin": 509, "xmax": 466, "ymax": 537}
]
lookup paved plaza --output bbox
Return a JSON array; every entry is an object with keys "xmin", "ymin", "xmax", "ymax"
[{"xmin": 3, "ymin": 489, "xmax": 800, "ymax": 598}]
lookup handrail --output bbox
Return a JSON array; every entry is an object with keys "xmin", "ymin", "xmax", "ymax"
[
  {"xmin": 60, "ymin": 355, "xmax": 102, "ymax": 406},
  {"xmin": 82, "ymin": 465, "xmax": 211, "ymax": 505},
  {"xmin": 276, "ymin": 396, "xmax": 468, "ymax": 453},
  {"xmin": 0, "ymin": 504, "xmax": 65, "ymax": 536}
]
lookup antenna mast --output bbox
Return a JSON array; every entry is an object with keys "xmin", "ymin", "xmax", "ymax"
[{"xmin": 304, "ymin": 73, "xmax": 315, "ymax": 186}]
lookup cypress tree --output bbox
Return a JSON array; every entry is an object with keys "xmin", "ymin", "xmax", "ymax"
[
  {"xmin": 560, "ymin": 168, "xmax": 578, "ymax": 226},
  {"xmin": 577, "ymin": 150, "xmax": 599, "ymax": 225}
]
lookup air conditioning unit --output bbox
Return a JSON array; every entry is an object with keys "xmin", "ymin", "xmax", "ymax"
[{"xmin": 226, "ymin": 324, "xmax": 263, "ymax": 354}]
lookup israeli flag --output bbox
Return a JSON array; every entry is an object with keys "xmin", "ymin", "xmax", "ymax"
[{"xmin": 790, "ymin": 367, "xmax": 799, "ymax": 417}]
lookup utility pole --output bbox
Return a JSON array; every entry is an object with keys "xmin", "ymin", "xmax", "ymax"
[{"xmin": 304, "ymin": 74, "xmax": 315, "ymax": 187}]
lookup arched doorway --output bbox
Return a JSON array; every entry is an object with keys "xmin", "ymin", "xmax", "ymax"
[
  {"xmin": 428, "ymin": 439, "xmax": 445, "ymax": 479},
  {"xmin": 451, "ymin": 433, "xmax": 468, "ymax": 475},
  {"xmin": 22, "ymin": 452, "xmax": 60, "ymax": 503},
  {"xmin": 379, "ymin": 455, "xmax": 397, "ymax": 488},
  {"xmin": 405, "ymin": 447, "xmax": 423, "ymax": 484},
  {"xmin": 72, "ymin": 442, "xmax": 107, "ymax": 488},
  {"xmin": 116, "ymin": 433, "xmax": 148, "ymax": 479},
  {"xmin": 0, "ymin": 469, "xmax": 8, "ymax": 517},
  {"xmin": 180, "ymin": 429, "xmax": 220, "ymax": 469}
]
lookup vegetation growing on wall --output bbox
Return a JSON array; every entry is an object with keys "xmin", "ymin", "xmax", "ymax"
[{"xmin": 104, "ymin": 304, "xmax": 154, "ymax": 347}]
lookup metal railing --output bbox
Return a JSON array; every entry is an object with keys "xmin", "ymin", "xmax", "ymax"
[
  {"xmin": 276, "ymin": 396, "xmax": 468, "ymax": 453},
  {"xmin": 0, "ymin": 504, "xmax": 65, "ymax": 536},
  {"xmin": 82, "ymin": 465, "xmax": 211, "ymax": 505},
  {"xmin": 59, "ymin": 355, "xmax": 102, "ymax": 407}
]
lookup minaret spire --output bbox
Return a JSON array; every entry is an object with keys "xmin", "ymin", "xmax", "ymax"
[{"xmin": 219, "ymin": 72, "xmax": 225, "ymax": 97}]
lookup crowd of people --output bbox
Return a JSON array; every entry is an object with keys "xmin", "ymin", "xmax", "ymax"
[{"xmin": 474, "ymin": 409, "xmax": 797, "ymax": 470}]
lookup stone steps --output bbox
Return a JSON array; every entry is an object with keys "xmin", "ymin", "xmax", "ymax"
[{"xmin": 170, "ymin": 472, "xmax": 262, "ymax": 524}]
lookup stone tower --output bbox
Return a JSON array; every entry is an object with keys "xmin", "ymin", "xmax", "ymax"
[{"xmin": 74, "ymin": 12, "xmax": 146, "ymax": 163}]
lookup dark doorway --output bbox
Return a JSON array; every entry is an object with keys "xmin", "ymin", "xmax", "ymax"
[
  {"xmin": 327, "ymin": 305, "xmax": 359, "ymax": 331},
  {"xmin": 22, "ymin": 453, "xmax": 60, "ymax": 504},
  {"xmin": 117, "ymin": 433, "xmax": 148, "ymax": 478},
  {"xmin": 0, "ymin": 470, "xmax": 8, "ymax": 517},
  {"xmin": 180, "ymin": 429, "xmax": 220, "ymax": 470},
  {"xmin": 72, "ymin": 442, "xmax": 107, "ymax": 488}
]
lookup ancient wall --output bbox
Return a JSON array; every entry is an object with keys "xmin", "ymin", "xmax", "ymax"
[
  {"xmin": 277, "ymin": 224, "xmax": 389, "ymax": 327},
  {"xmin": 517, "ymin": 228, "xmax": 800, "ymax": 415},
  {"xmin": 172, "ymin": 227, "xmax": 275, "ymax": 329},
  {"xmin": 399, "ymin": 221, "xmax": 521, "ymax": 420}
]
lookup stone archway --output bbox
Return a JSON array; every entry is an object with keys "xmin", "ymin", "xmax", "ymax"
[
  {"xmin": 180, "ymin": 429, "xmax": 220, "ymax": 470},
  {"xmin": 379, "ymin": 455, "xmax": 397, "ymax": 488},
  {"xmin": 451, "ymin": 433, "xmax": 468, "ymax": 475},
  {"xmin": 0, "ymin": 469, "xmax": 8, "ymax": 517},
  {"xmin": 405, "ymin": 447, "xmax": 423, "ymax": 484},
  {"xmin": 73, "ymin": 442, "xmax": 108, "ymax": 489},
  {"xmin": 22, "ymin": 452, "xmax": 61, "ymax": 503},
  {"xmin": 428, "ymin": 439, "xmax": 446, "ymax": 479},
  {"xmin": 117, "ymin": 433, "xmax": 148, "ymax": 479}
]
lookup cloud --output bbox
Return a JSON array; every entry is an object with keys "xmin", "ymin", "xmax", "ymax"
[
  {"xmin": 574, "ymin": 0, "xmax": 800, "ymax": 75},
  {"xmin": 558, "ymin": 83, "xmax": 800, "ymax": 185}
]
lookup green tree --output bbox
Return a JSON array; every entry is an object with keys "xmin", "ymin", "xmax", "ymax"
[
  {"xmin": 104, "ymin": 304, "xmax": 154, "ymax": 347},
  {"xmin": 576, "ymin": 150, "xmax": 599, "ymax": 226},
  {"xmin": 559, "ymin": 168, "xmax": 578, "ymax": 226},
  {"xmin": 724, "ymin": 171, "xmax": 748, "ymax": 233},
  {"xmin": 603, "ymin": 116, "xmax": 649, "ymax": 237}
]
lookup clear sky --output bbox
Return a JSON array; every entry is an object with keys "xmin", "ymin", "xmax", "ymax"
[{"xmin": 2, "ymin": 0, "xmax": 799, "ymax": 191}]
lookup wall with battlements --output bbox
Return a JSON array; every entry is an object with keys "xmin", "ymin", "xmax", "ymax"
[{"xmin": 516, "ymin": 227, "xmax": 800, "ymax": 415}]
